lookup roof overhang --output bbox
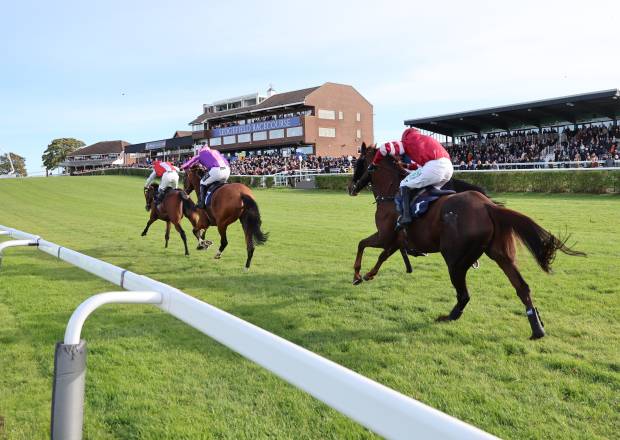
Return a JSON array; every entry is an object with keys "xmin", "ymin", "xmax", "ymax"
[{"xmin": 404, "ymin": 89, "xmax": 620, "ymax": 136}]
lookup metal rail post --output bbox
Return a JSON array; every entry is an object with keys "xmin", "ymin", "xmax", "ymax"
[{"xmin": 51, "ymin": 291, "xmax": 163, "ymax": 440}]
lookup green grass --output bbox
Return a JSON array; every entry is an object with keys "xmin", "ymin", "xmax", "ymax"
[{"xmin": 0, "ymin": 176, "xmax": 618, "ymax": 440}]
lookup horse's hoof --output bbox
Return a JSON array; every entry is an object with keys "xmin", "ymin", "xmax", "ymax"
[
  {"xmin": 141, "ymin": 232, "xmax": 146, "ymax": 237},
  {"xmin": 243, "ymin": 266, "xmax": 249, "ymax": 273},
  {"xmin": 436, "ymin": 315, "xmax": 451, "ymax": 322},
  {"xmin": 352, "ymin": 277, "xmax": 363, "ymax": 285},
  {"xmin": 472, "ymin": 260, "xmax": 480, "ymax": 269},
  {"xmin": 362, "ymin": 273, "xmax": 374, "ymax": 282},
  {"xmin": 530, "ymin": 330, "xmax": 546, "ymax": 340},
  {"xmin": 214, "ymin": 253, "xmax": 221, "ymax": 259}
]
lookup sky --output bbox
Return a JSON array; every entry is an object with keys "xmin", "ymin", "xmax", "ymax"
[{"xmin": 1, "ymin": 0, "xmax": 618, "ymax": 175}]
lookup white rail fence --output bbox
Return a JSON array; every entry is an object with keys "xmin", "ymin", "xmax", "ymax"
[{"xmin": 0, "ymin": 224, "xmax": 498, "ymax": 440}]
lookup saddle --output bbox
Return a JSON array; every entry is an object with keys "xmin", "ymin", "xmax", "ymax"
[{"xmin": 395, "ymin": 186, "xmax": 455, "ymax": 219}]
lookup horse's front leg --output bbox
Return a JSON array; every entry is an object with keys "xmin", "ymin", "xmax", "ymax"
[
  {"xmin": 363, "ymin": 244, "xmax": 400, "ymax": 281},
  {"xmin": 353, "ymin": 232, "xmax": 382, "ymax": 285},
  {"xmin": 400, "ymin": 248, "xmax": 413, "ymax": 273},
  {"xmin": 141, "ymin": 214, "xmax": 157, "ymax": 236}
]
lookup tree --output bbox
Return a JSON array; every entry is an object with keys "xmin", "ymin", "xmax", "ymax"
[
  {"xmin": 42, "ymin": 138, "xmax": 85, "ymax": 174},
  {"xmin": 0, "ymin": 152, "xmax": 27, "ymax": 176}
]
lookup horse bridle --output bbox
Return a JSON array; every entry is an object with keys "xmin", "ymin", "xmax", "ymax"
[{"xmin": 352, "ymin": 157, "xmax": 401, "ymax": 202}]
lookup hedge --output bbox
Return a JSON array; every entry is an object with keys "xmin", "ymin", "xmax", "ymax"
[
  {"xmin": 76, "ymin": 167, "xmax": 620, "ymax": 193},
  {"xmin": 317, "ymin": 170, "xmax": 620, "ymax": 194}
]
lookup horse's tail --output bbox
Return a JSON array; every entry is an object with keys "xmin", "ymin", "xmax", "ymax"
[
  {"xmin": 485, "ymin": 204, "xmax": 584, "ymax": 273},
  {"xmin": 240, "ymin": 194, "xmax": 268, "ymax": 246}
]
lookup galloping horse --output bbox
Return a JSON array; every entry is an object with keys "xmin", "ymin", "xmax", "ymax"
[
  {"xmin": 142, "ymin": 184, "xmax": 196, "ymax": 256},
  {"xmin": 349, "ymin": 143, "xmax": 496, "ymax": 280},
  {"xmin": 349, "ymin": 144, "xmax": 584, "ymax": 339},
  {"xmin": 184, "ymin": 167, "xmax": 268, "ymax": 270}
]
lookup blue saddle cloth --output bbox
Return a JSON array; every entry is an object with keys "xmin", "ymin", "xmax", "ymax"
[
  {"xmin": 395, "ymin": 187, "xmax": 455, "ymax": 219},
  {"xmin": 204, "ymin": 182, "xmax": 226, "ymax": 208}
]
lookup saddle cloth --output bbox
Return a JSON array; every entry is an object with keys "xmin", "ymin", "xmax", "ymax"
[
  {"xmin": 204, "ymin": 182, "xmax": 227, "ymax": 208},
  {"xmin": 395, "ymin": 187, "xmax": 455, "ymax": 218}
]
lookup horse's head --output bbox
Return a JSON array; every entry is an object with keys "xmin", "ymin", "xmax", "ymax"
[
  {"xmin": 348, "ymin": 143, "xmax": 376, "ymax": 196},
  {"xmin": 183, "ymin": 166, "xmax": 204, "ymax": 195},
  {"xmin": 348, "ymin": 142, "xmax": 404, "ymax": 197},
  {"xmin": 144, "ymin": 183, "xmax": 158, "ymax": 211}
]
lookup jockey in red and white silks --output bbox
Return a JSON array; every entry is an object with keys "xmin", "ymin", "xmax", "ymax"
[
  {"xmin": 369, "ymin": 128, "xmax": 453, "ymax": 227},
  {"xmin": 144, "ymin": 161, "xmax": 180, "ymax": 201}
]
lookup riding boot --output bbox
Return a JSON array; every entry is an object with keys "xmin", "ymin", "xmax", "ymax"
[
  {"xmin": 196, "ymin": 184, "xmax": 207, "ymax": 209},
  {"xmin": 396, "ymin": 187, "xmax": 413, "ymax": 229}
]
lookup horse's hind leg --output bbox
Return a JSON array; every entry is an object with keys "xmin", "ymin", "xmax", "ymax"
[
  {"xmin": 214, "ymin": 224, "xmax": 228, "ymax": 259},
  {"xmin": 242, "ymin": 222, "xmax": 254, "ymax": 271},
  {"xmin": 165, "ymin": 221, "xmax": 171, "ymax": 248},
  {"xmin": 173, "ymin": 222, "xmax": 189, "ymax": 256},
  {"xmin": 364, "ymin": 245, "xmax": 400, "ymax": 281},
  {"xmin": 438, "ymin": 244, "xmax": 483, "ymax": 322},
  {"xmin": 491, "ymin": 255, "xmax": 545, "ymax": 339}
]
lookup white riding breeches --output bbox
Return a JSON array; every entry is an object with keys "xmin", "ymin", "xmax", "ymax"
[
  {"xmin": 201, "ymin": 166, "xmax": 231, "ymax": 186},
  {"xmin": 400, "ymin": 158, "xmax": 453, "ymax": 190},
  {"xmin": 159, "ymin": 171, "xmax": 179, "ymax": 190}
]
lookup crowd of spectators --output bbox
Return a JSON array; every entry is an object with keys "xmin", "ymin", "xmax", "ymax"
[
  {"xmin": 449, "ymin": 123, "xmax": 620, "ymax": 170},
  {"xmin": 229, "ymin": 154, "xmax": 354, "ymax": 175}
]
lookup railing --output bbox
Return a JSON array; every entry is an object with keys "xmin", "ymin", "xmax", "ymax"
[
  {"xmin": 0, "ymin": 225, "xmax": 497, "ymax": 440},
  {"xmin": 454, "ymin": 160, "xmax": 620, "ymax": 172}
]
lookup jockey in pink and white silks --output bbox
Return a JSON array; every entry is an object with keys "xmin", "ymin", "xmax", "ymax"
[
  {"xmin": 182, "ymin": 146, "xmax": 230, "ymax": 208},
  {"xmin": 369, "ymin": 128, "xmax": 454, "ymax": 228},
  {"xmin": 144, "ymin": 160, "xmax": 180, "ymax": 202}
]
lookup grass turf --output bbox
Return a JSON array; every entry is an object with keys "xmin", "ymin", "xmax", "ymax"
[{"xmin": 0, "ymin": 176, "xmax": 618, "ymax": 439}]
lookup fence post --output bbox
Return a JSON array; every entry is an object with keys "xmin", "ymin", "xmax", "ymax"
[{"xmin": 51, "ymin": 340, "xmax": 87, "ymax": 440}]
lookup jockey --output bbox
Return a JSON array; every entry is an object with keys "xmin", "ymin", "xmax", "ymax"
[
  {"xmin": 368, "ymin": 128, "xmax": 453, "ymax": 228},
  {"xmin": 144, "ymin": 160, "xmax": 180, "ymax": 203},
  {"xmin": 182, "ymin": 146, "xmax": 230, "ymax": 209}
]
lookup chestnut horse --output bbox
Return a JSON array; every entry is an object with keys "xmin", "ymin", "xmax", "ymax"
[
  {"xmin": 184, "ymin": 167, "xmax": 268, "ymax": 270},
  {"xmin": 142, "ymin": 184, "xmax": 196, "ymax": 256},
  {"xmin": 349, "ymin": 144, "xmax": 584, "ymax": 339}
]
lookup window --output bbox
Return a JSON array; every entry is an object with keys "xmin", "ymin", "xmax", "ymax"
[
  {"xmin": 210, "ymin": 137, "xmax": 222, "ymax": 146},
  {"xmin": 269, "ymin": 129, "xmax": 284, "ymax": 139},
  {"xmin": 356, "ymin": 129, "xmax": 361, "ymax": 139},
  {"xmin": 318, "ymin": 109, "xmax": 335, "ymax": 120},
  {"xmin": 223, "ymin": 135, "xmax": 236, "ymax": 145},
  {"xmin": 319, "ymin": 127, "xmax": 336, "ymax": 138},
  {"xmin": 238, "ymin": 133, "xmax": 251, "ymax": 143},
  {"xmin": 356, "ymin": 112, "xmax": 361, "ymax": 122},
  {"xmin": 338, "ymin": 111, "xmax": 343, "ymax": 120},
  {"xmin": 253, "ymin": 131, "xmax": 267, "ymax": 141},
  {"xmin": 287, "ymin": 126, "xmax": 303, "ymax": 137}
]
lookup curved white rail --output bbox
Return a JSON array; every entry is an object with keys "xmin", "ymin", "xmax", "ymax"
[
  {"xmin": 64, "ymin": 291, "xmax": 163, "ymax": 345},
  {"xmin": 0, "ymin": 224, "xmax": 498, "ymax": 440}
]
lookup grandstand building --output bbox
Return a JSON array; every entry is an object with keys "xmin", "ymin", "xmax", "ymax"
[
  {"xmin": 189, "ymin": 82, "xmax": 373, "ymax": 157},
  {"xmin": 404, "ymin": 89, "xmax": 620, "ymax": 168},
  {"xmin": 405, "ymin": 89, "xmax": 620, "ymax": 140},
  {"xmin": 125, "ymin": 131, "xmax": 194, "ymax": 164},
  {"xmin": 60, "ymin": 140, "xmax": 131, "ymax": 174}
]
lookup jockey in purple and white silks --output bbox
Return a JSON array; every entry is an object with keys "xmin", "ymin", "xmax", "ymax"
[{"xmin": 182, "ymin": 146, "xmax": 230, "ymax": 208}]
